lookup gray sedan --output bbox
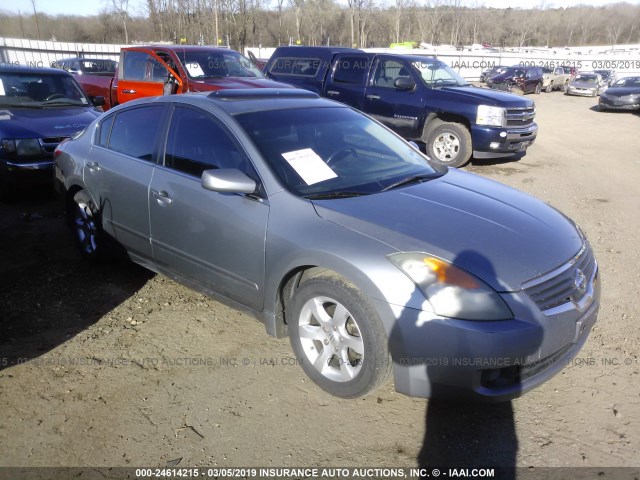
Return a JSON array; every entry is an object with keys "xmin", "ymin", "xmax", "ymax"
[
  {"xmin": 54, "ymin": 90, "xmax": 599, "ymax": 400},
  {"xmin": 566, "ymin": 72, "xmax": 606, "ymax": 97}
]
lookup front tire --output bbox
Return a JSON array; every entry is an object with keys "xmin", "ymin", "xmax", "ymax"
[
  {"xmin": 545, "ymin": 83, "xmax": 552, "ymax": 93},
  {"xmin": 424, "ymin": 121, "xmax": 472, "ymax": 168},
  {"xmin": 535, "ymin": 82, "xmax": 542, "ymax": 94},
  {"xmin": 288, "ymin": 273, "xmax": 392, "ymax": 398}
]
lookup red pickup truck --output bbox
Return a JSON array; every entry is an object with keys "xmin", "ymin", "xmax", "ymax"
[{"xmin": 75, "ymin": 45, "xmax": 288, "ymax": 110}]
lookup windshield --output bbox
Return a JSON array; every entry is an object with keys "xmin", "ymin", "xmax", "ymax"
[
  {"xmin": 78, "ymin": 59, "xmax": 117, "ymax": 74},
  {"xmin": 236, "ymin": 107, "xmax": 445, "ymax": 198},
  {"xmin": 574, "ymin": 74, "xmax": 598, "ymax": 83},
  {"xmin": 0, "ymin": 71, "xmax": 91, "ymax": 108},
  {"xmin": 175, "ymin": 50, "xmax": 264, "ymax": 79},
  {"xmin": 503, "ymin": 67, "xmax": 525, "ymax": 77},
  {"xmin": 615, "ymin": 77, "xmax": 640, "ymax": 87},
  {"xmin": 411, "ymin": 60, "xmax": 469, "ymax": 87}
]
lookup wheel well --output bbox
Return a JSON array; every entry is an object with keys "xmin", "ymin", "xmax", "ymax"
[
  {"xmin": 422, "ymin": 113, "xmax": 471, "ymax": 141},
  {"xmin": 275, "ymin": 266, "xmax": 343, "ymax": 337},
  {"xmin": 65, "ymin": 185, "xmax": 84, "ymax": 215}
]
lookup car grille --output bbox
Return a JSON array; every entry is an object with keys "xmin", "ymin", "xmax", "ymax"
[
  {"xmin": 40, "ymin": 137, "xmax": 69, "ymax": 155},
  {"xmin": 506, "ymin": 106, "xmax": 535, "ymax": 128},
  {"xmin": 522, "ymin": 242, "xmax": 597, "ymax": 314}
]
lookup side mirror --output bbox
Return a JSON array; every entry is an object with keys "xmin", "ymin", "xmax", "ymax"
[
  {"xmin": 68, "ymin": 67, "xmax": 79, "ymax": 74},
  {"xmin": 92, "ymin": 96, "xmax": 106, "ymax": 107},
  {"xmin": 201, "ymin": 169, "xmax": 257, "ymax": 194},
  {"xmin": 394, "ymin": 76, "xmax": 415, "ymax": 90}
]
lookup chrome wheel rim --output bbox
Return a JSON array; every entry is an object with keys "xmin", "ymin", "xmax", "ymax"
[
  {"xmin": 74, "ymin": 203, "xmax": 98, "ymax": 254},
  {"xmin": 298, "ymin": 296, "xmax": 364, "ymax": 382},
  {"xmin": 433, "ymin": 132, "xmax": 460, "ymax": 162}
]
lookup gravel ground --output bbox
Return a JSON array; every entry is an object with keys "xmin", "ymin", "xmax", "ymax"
[{"xmin": 0, "ymin": 91, "xmax": 639, "ymax": 476}]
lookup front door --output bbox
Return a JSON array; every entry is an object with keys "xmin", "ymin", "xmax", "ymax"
[{"xmin": 149, "ymin": 105, "xmax": 269, "ymax": 310}]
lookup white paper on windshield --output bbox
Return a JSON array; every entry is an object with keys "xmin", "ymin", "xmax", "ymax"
[
  {"xmin": 281, "ymin": 148, "xmax": 337, "ymax": 185},
  {"xmin": 185, "ymin": 62, "xmax": 204, "ymax": 77},
  {"xmin": 0, "ymin": 80, "xmax": 5, "ymax": 96}
]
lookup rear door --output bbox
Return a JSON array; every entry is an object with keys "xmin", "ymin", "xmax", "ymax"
[
  {"xmin": 84, "ymin": 104, "xmax": 165, "ymax": 260},
  {"xmin": 148, "ymin": 105, "xmax": 269, "ymax": 310},
  {"xmin": 323, "ymin": 53, "xmax": 373, "ymax": 109}
]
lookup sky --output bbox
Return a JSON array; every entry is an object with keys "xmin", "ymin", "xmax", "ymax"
[{"xmin": 1, "ymin": 0, "xmax": 640, "ymax": 17}]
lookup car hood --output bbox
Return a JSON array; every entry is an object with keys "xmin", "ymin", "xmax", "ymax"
[
  {"xmin": 438, "ymin": 86, "xmax": 532, "ymax": 107},
  {"xmin": 312, "ymin": 169, "xmax": 582, "ymax": 292},
  {"xmin": 0, "ymin": 107, "xmax": 100, "ymax": 138},
  {"xmin": 487, "ymin": 72, "xmax": 518, "ymax": 84},
  {"xmin": 187, "ymin": 77, "xmax": 294, "ymax": 91},
  {"xmin": 570, "ymin": 81, "xmax": 598, "ymax": 89},
  {"xmin": 604, "ymin": 86, "xmax": 640, "ymax": 96}
]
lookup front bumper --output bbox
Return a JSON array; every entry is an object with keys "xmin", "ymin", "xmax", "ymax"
[
  {"xmin": 599, "ymin": 97, "xmax": 640, "ymax": 111},
  {"xmin": 566, "ymin": 87, "xmax": 597, "ymax": 97},
  {"xmin": 375, "ymin": 272, "xmax": 600, "ymax": 401},
  {"xmin": 0, "ymin": 158, "xmax": 54, "ymax": 183},
  {"xmin": 471, "ymin": 123, "xmax": 538, "ymax": 159}
]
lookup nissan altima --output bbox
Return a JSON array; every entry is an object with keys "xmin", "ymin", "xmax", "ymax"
[{"xmin": 53, "ymin": 90, "xmax": 599, "ymax": 400}]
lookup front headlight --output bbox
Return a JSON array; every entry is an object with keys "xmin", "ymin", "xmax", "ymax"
[
  {"xmin": 16, "ymin": 138, "xmax": 41, "ymax": 157},
  {"xmin": 476, "ymin": 105, "xmax": 505, "ymax": 127},
  {"xmin": 1, "ymin": 138, "xmax": 41, "ymax": 157},
  {"xmin": 388, "ymin": 253, "xmax": 513, "ymax": 321}
]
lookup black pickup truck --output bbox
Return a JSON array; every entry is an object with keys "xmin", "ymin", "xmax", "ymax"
[{"xmin": 265, "ymin": 47, "xmax": 537, "ymax": 167}]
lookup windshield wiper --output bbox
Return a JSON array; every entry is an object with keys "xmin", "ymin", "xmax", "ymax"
[
  {"xmin": 304, "ymin": 191, "xmax": 370, "ymax": 200},
  {"xmin": 381, "ymin": 173, "xmax": 442, "ymax": 192}
]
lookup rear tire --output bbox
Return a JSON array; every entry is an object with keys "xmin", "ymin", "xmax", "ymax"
[
  {"xmin": 288, "ymin": 273, "xmax": 392, "ymax": 398},
  {"xmin": 424, "ymin": 121, "xmax": 472, "ymax": 168},
  {"xmin": 70, "ymin": 190, "xmax": 103, "ymax": 260},
  {"xmin": 535, "ymin": 83, "xmax": 542, "ymax": 94}
]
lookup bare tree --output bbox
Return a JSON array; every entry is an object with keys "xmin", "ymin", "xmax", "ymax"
[{"xmin": 112, "ymin": 0, "xmax": 130, "ymax": 43}]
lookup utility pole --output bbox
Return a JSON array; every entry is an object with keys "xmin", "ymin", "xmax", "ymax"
[{"xmin": 30, "ymin": 0, "xmax": 41, "ymax": 40}]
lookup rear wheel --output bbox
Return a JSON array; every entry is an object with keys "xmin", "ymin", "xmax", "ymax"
[
  {"xmin": 288, "ymin": 273, "xmax": 392, "ymax": 398},
  {"xmin": 71, "ymin": 190, "xmax": 103, "ymax": 259},
  {"xmin": 424, "ymin": 121, "xmax": 472, "ymax": 168},
  {"xmin": 535, "ymin": 82, "xmax": 542, "ymax": 94}
]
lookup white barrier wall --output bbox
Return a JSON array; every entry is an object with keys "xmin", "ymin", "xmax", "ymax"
[{"xmin": 2, "ymin": 37, "xmax": 639, "ymax": 80}]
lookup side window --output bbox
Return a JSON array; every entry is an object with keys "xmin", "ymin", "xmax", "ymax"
[
  {"xmin": 164, "ymin": 106, "xmax": 256, "ymax": 180},
  {"xmin": 122, "ymin": 51, "xmax": 147, "ymax": 80},
  {"xmin": 108, "ymin": 106, "xmax": 163, "ymax": 161},
  {"xmin": 269, "ymin": 57, "xmax": 321, "ymax": 77},
  {"xmin": 333, "ymin": 56, "xmax": 369, "ymax": 85},
  {"xmin": 96, "ymin": 115, "xmax": 114, "ymax": 147},
  {"xmin": 372, "ymin": 59, "xmax": 407, "ymax": 88}
]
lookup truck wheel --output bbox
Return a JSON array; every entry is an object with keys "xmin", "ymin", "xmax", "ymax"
[
  {"xmin": 288, "ymin": 273, "xmax": 392, "ymax": 398},
  {"xmin": 424, "ymin": 122, "xmax": 472, "ymax": 168},
  {"xmin": 545, "ymin": 83, "xmax": 552, "ymax": 93},
  {"xmin": 562, "ymin": 83, "xmax": 568, "ymax": 93},
  {"xmin": 535, "ymin": 83, "xmax": 542, "ymax": 94}
]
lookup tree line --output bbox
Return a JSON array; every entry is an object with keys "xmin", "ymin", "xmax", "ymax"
[{"xmin": 1, "ymin": 0, "xmax": 639, "ymax": 53}]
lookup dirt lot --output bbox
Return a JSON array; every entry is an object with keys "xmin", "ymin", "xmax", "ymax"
[{"xmin": 1, "ymin": 92, "xmax": 639, "ymax": 475}]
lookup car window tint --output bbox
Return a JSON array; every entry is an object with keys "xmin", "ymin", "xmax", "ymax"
[
  {"xmin": 123, "ymin": 51, "xmax": 148, "ymax": 80},
  {"xmin": 97, "ymin": 115, "xmax": 114, "ymax": 147},
  {"xmin": 333, "ymin": 56, "xmax": 369, "ymax": 85},
  {"xmin": 372, "ymin": 59, "xmax": 406, "ymax": 88},
  {"xmin": 164, "ymin": 106, "xmax": 254, "ymax": 179},
  {"xmin": 108, "ymin": 106, "xmax": 162, "ymax": 161},
  {"xmin": 269, "ymin": 57, "xmax": 321, "ymax": 76}
]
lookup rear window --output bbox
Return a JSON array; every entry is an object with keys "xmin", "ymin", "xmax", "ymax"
[{"xmin": 269, "ymin": 57, "xmax": 322, "ymax": 77}]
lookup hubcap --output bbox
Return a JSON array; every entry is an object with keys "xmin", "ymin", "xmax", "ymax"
[
  {"xmin": 432, "ymin": 132, "xmax": 460, "ymax": 162},
  {"xmin": 298, "ymin": 296, "xmax": 364, "ymax": 382},
  {"xmin": 74, "ymin": 203, "xmax": 98, "ymax": 254}
]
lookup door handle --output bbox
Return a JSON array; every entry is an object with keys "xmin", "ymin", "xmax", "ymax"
[
  {"xmin": 121, "ymin": 89, "xmax": 137, "ymax": 94},
  {"xmin": 326, "ymin": 90, "xmax": 340, "ymax": 96},
  {"xmin": 86, "ymin": 161, "xmax": 100, "ymax": 172},
  {"xmin": 152, "ymin": 190, "xmax": 173, "ymax": 205},
  {"xmin": 366, "ymin": 94, "xmax": 380, "ymax": 100}
]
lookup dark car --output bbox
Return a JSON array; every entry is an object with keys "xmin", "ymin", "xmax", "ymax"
[
  {"xmin": 593, "ymin": 69, "xmax": 617, "ymax": 87},
  {"xmin": 51, "ymin": 57, "xmax": 118, "ymax": 76},
  {"xmin": 54, "ymin": 89, "xmax": 599, "ymax": 401},
  {"xmin": 486, "ymin": 66, "xmax": 544, "ymax": 94},
  {"xmin": 598, "ymin": 76, "xmax": 640, "ymax": 112},
  {"xmin": 0, "ymin": 66, "xmax": 104, "ymax": 197},
  {"xmin": 479, "ymin": 65, "xmax": 508, "ymax": 83}
]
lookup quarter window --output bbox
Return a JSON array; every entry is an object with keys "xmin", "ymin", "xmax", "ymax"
[
  {"xmin": 108, "ymin": 106, "xmax": 163, "ymax": 161},
  {"xmin": 97, "ymin": 115, "xmax": 114, "ymax": 148}
]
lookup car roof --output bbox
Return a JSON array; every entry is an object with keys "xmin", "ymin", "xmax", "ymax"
[
  {"xmin": 112, "ymin": 89, "xmax": 347, "ymax": 117},
  {"xmin": 0, "ymin": 65, "xmax": 71, "ymax": 75},
  {"xmin": 140, "ymin": 45, "xmax": 243, "ymax": 54}
]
